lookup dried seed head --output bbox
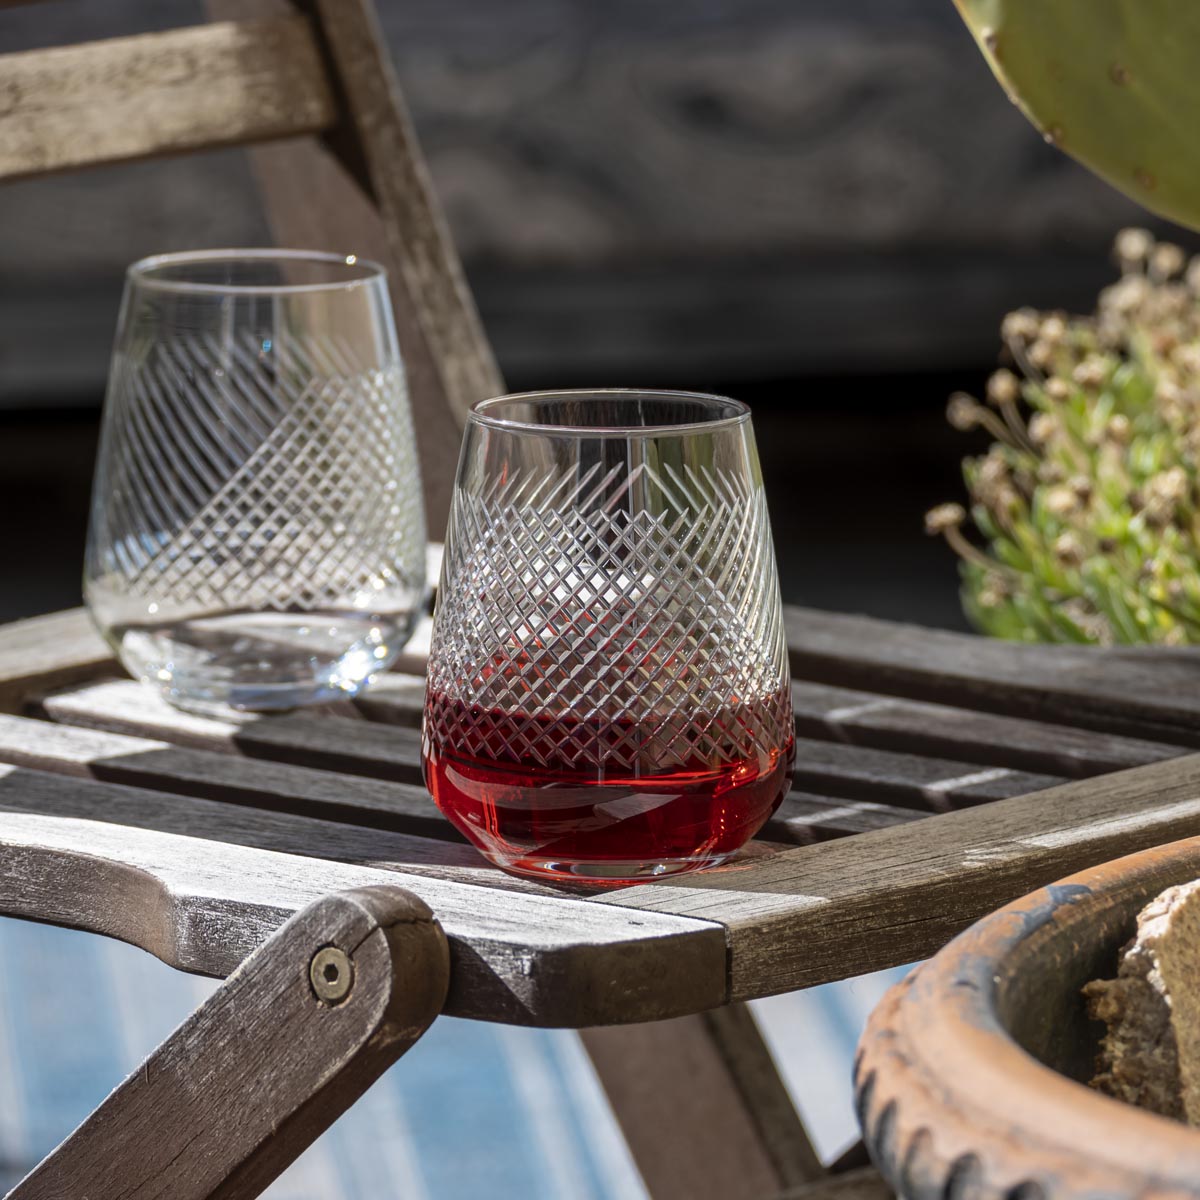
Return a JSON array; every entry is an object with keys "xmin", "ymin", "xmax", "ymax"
[
  {"xmin": 1073, "ymin": 356, "xmax": 1108, "ymax": 390},
  {"xmin": 1186, "ymin": 257, "xmax": 1200, "ymax": 293},
  {"xmin": 1028, "ymin": 339, "xmax": 1055, "ymax": 370},
  {"xmin": 1053, "ymin": 533, "xmax": 1086, "ymax": 566},
  {"xmin": 1044, "ymin": 377, "xmax": 1071, "ymax": 403},
  {"xmin": 986, "ymin": 368, "xmax": 1021, "ymax": 407},
  {"xmin": 1107, "ymin": 413, "xmax": 1132, "ymax": 444},
  {"xmin": 1174, "ymin": 344, "xmax": 1200, "ymax": 378},
  {"xmin": 1039, "ymin": 461, "xmax": 1067, "ymax": 485},
  {"xmin": 1061, "ymin": 599, "xmax": 1114, "ymax": 645},
  {"xmin": 1070, "ymin": 475, "xmax": 1094, "ymax": 503},
  {"xmin": 1044, "ymin": 485, "xmax": 1079, "ymax": 517},
  {"xmin": 1028, "ymin": 412, "xmax": 1058, "ymax": 445},
  {"xmin": 1115, "ymin": 227, "xmax": 1154, "ymax": 267},
  {"xmin": 1038, "ymin": 315, "xmax": 1068, "ymax": 345},
  {"xmin": 1001, "ymin": 308, "xmax": 1039, "ymax": 343},
  {"xmin": 1152, "ymin": 243, "xmax": 1187, "ymax": 279},
  {"xmin": 1100, "ymin": 274, "xmax": 1151, "ymax": 318},
  {"xmin": 978, "ymin": 453, "xmax": 1009, "ymax": 486},
  {"xmin": 1154, "ymin": 330, "xmax": 1181, "ymax": 357},
  {"xmin": 925, "ymin": 503, "xmax": 966, "ymax": 535},
  {"xmin": 1148, "ymin": 466, "xmax": 1189, "ymax": 505},
  {"xmin": 946, "ymin": 393, "xmax": 980, "ymax": 431},
  {"xmin": 1098, "ymin": 536, "xmax": 1118, "ymax": 554},
  {"xmin": 977, "ymin": 572, "xmax": 1009, "ymax": 608}
]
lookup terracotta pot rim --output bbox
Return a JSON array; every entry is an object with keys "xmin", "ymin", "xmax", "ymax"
[{"xmin": 857, "ymin": 834, "xmax": 1200, "ymax": 1197}]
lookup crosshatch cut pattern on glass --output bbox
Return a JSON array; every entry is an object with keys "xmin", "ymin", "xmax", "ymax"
[{"xmin": 426, "ymin": 458, "xmax": 792, "ymax": 773}]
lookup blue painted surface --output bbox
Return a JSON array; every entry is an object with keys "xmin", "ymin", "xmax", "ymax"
[{"xmin": 0, "ymin": 916, "xmax": 910, "ymax": 1198}]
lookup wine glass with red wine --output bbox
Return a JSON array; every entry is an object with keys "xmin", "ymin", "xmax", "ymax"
[{"xmin": 422, "ymin": 389, "xmax": 794, "ymax": 884}]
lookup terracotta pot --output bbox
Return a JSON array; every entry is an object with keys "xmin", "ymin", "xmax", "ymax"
[{"xmin": 855, "ymin": 835, "xmax": 1200, "ymax": 1199}]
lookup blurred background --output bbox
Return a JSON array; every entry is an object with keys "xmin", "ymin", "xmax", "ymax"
[{"xmin": 0, "ymin": 0, "xmax": 1177, "ymax": 630}]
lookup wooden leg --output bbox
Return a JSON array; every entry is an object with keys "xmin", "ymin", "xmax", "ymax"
[
  {"xmin": 778, "ymin": 1167, "xmax": 892, "ymax": 1200},
  {"xmin": 10, "ymin": 885, "xmax": 448, "ymax": 1200},
  {"xmin": 206, "ymin": 0, "xmax": 504, "ymax": 537},
  {"xmin": 581, "ymin": 1002, "xmax": 825, "ymax": 1200}
]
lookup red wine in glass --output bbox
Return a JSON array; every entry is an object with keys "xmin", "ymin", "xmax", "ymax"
[{"xmin": 423, "ymin": 689, "xmax": 795, "ymax": 885}]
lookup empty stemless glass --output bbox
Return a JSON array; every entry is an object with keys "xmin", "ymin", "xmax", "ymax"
[
  {"xmin": 422, "ymin": 389, "xmax": 794, "ymax": 884},
  {"xmin": 85, "ymin": 250, "xmax": 426, "ymax": 711}
]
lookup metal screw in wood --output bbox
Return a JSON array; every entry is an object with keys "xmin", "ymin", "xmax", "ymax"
[{"xmin": 309, "ymin": 946, "xmax": 353, "ymax": 1005}]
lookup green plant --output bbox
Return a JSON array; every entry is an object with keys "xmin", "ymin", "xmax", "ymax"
[
  {"xmin": 928, "ymin": 229, "xmax": 1200, "ymax": 645},
  {"xmin": 952, "ymin": 1, "xmax": 1200, "ymax": 229}
]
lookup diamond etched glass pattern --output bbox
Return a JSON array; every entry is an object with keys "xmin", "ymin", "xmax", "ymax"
[
  {"xmin": 85, "ymin": 251, "xmax": 426, "ymax": 712},
  {"xmin": 423, "ymin": 390, "xmax": 794, "ymax": 884}
]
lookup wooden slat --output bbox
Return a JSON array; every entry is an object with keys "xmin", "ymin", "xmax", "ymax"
[
  {"xmin": 0, "ymin": 711, "xmax": 456, "ymax": 840},
  {"xmin": 0, "ymin": 17, "xmax": 336, "ymax": 181},
  {"xmin": 38, "ymin": 679, "xmax": 427, "ymax": 784},
  {"xmin": 8, "ymin": 706, "xmax": 905, "ymax": 853},
  {"xmin": 0, "ymin": 608, "xmax": 113, "ymax": 713},
  {"xmin": 599, "ymin": 752, "xmax": 1200, "ymax": 1002},
  {"xmin": 768, "ymin": 793, "xmax": 922, "ymax": 843},
  {"xmin": 791, "ymin": 680, "xmax": 1183, "ymax": 778},
  {"xmin": 345, "ymin": 665, "xmax": 1135, "ymax": 791},
  {"xmin": 789, "ymin": 737, "xmax": 1061, "ymax": 812},
  {"xmin": 39, "ymin": 679, "xmax": 1061, "ymax": 813},
  {"xmin": 0, "ymin": 726, "xmax": 547, "ymax": 893},
  {"xmin": 785, "ymin": 606, "xmax": 1200, "ymax": 747},
  {"xmin": 0, "ymin": 764, "xmax": 727, "ymax": 1026}
]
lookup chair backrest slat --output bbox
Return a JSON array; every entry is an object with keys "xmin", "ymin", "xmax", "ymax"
[{"xmin": 0, "ymin": 15, "xmax": 336, "ymax": 182}]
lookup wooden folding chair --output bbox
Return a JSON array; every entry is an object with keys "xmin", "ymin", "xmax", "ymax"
[{"xmin": 0, "ymin": 5, "xmax": 841, "ymax": 1197}]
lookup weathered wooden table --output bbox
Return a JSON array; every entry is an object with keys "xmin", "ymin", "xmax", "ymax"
[{"xmin": 4, "ymin": 596, "xmax": 1200, "ymax": 1199}]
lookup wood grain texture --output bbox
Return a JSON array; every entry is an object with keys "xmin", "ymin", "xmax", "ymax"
[
  {"xmin": 599, "ymin": 752, "xmax": 1200, "ymax": 1001},
  {"xmin": 0, "ymin": 764, "xmax": 726, "ymax": 1026},
  {"xmin": 11, "ymin": 886, "xmax": 448, "ymax": 1200},
  {"xmin": 0, "ymin": 608, "xmax": 113, "ymax": 713},
  {"xmin": 788, "ymin": 737, "xmax": 1061, "ymax": 813},
  {"xmin": 0, "ymin": 710, "xmax": 457, "ymax": 840},
  {"xmin": 14, "ymin": 709, "xmax": 913, "ymax": 888},
  {"xmin": 790, "ymin": 679, "xmax": 1183, "ymax": 778},
  {"xmin": 768, "ymin": 792, "xmax": 922, "ymax": 844},
  {"xmin": 785, "ymin": 606, "xmax": 1200, "ymax": 747},
  {"xmin": 209, "ymin": 0, "xmax": 503, "ymax": 532},
  {"xmin": 581, "ymin": 1002, "xmax": 823, "ymax": 1200},
  {"xmin": 311, "ymin": 0, "xmax": 502, "ymax": 426},
  {"xmin": 777, "ymin": 1169, "xmax": 892, "ymax": 1200},
  {"xmin": 39, "ymin": 678, "xmax": 427, "ymax": 784},
  {"xmin": 0, "ymin": 16, "xmax": 335, "ymax": 181},
  {"xmin": 39, "ymin": 679, "xmax": 1058, "ymax": 818}
]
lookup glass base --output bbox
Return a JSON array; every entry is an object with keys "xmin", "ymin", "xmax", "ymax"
[
  {"xmin": 106, "ymin": 609, "xmax": 416, "ymax": 713},
  {"xmin": 490, "ymin": 852, "xmax": 735, "ymax": 887},
  {"xmin": 154, "ymin": 672, "xmax": 377, "ymax": 715}
]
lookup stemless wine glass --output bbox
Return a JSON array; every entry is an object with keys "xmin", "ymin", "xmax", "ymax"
[
  {"xmin": 84, "ymin": 250, "xmax": 426, "ymax": 712},
  {"xmin": 422, "ymin": 389, "xmax": 794, "ymax": 884}
]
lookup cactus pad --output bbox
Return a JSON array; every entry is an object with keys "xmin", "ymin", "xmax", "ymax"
[{"xmin": 954, "ymin": 0, "xmax": 1200, "ymax": 230}]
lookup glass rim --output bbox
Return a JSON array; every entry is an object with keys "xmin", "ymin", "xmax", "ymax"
[
  {"xmin": 126, "ymin": 249, "xmax": 388, "ymax": 296},
  {"xmin": 469, "ymin": 389, "xmax": 752, "ymax": 437}
]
